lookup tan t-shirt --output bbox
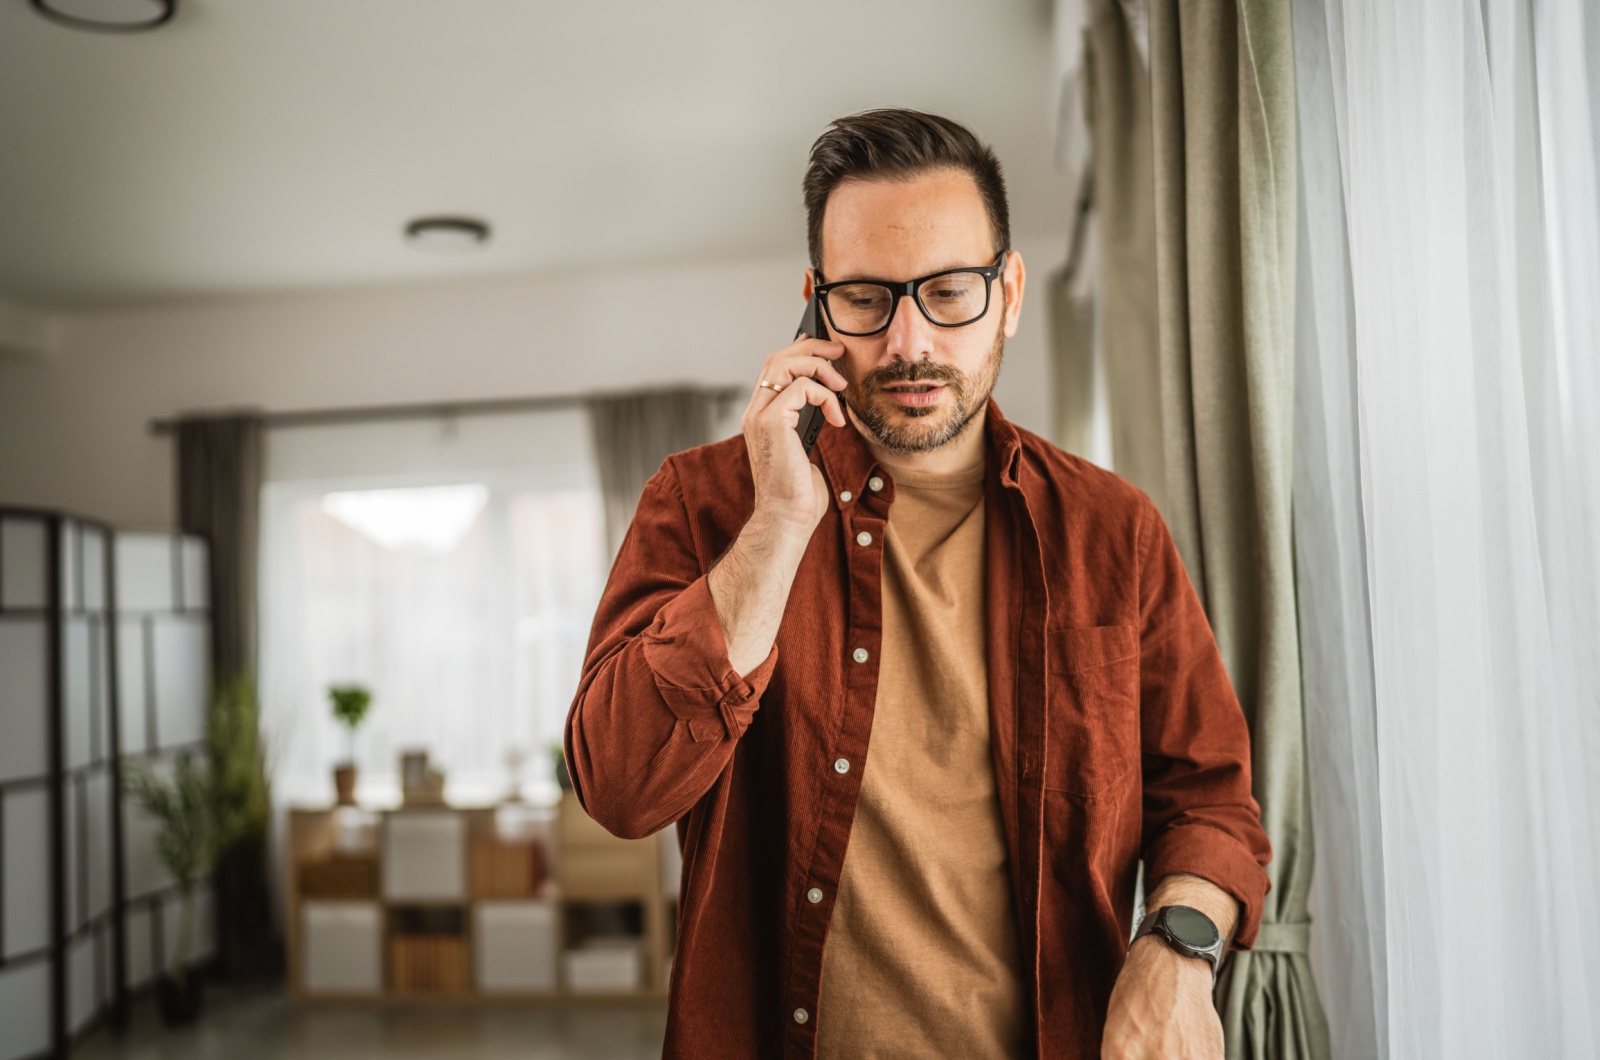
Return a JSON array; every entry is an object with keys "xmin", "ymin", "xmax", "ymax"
[{"xmin": 816, "ymin": 458, "xmax": 1026, "ymax": 1058}]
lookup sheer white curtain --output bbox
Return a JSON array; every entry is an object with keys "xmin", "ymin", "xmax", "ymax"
[
  {"xmin": 258, "ymin": 409, "xmax": 607, "ymax": 811},
  {"xmin": 1293, "ymin": 1, "xmax": 1600, "ymax": 1057}
]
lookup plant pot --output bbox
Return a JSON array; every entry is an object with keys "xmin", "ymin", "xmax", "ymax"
[
  {"xmin": 157, "ymin": 972, "xmax": 203, "ymax": 1026},
  {"xmin": 333, "ymin": 764, "xmax": 358, "ymax": 806}
]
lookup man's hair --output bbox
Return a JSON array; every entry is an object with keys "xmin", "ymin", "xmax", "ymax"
[{"xmin": 803, "ymin": 108, "xmax": 1010, "ymax": 272}]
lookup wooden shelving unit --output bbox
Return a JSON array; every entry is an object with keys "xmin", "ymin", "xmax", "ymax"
[{"xmin": 285, "ymin": 798, "xmax": 674, "ymax": 1001}]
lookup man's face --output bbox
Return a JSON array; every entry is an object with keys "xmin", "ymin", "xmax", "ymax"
[{"xmin": 805, "ymin": 168, "xmax": 1024, "ymax": 454}]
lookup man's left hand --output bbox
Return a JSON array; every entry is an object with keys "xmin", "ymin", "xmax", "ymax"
[
  {"xmin": 1101, "ymin": 874, "xmax": 1237, "ymax": 1060},
  {"xmin": 1100, "ymin": 933, "xmax": 1222, "ymax": 1060}
]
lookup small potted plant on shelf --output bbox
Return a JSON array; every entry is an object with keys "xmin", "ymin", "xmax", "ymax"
[
  {"xmin": 123, "ymin": 751, "xmax": 222, "ymax": 1026},
  {"xmin": 328, "ymin": 684, "xmax": 372, "ymax": 805}
]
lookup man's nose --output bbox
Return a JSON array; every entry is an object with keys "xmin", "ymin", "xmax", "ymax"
[{"xmin": 883, "ymin": 292, "xmax": 936, "ymax": 362}]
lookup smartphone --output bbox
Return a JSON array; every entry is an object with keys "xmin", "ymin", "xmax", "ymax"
[{"xmin": 794, "ymin": 293, "xmax": 842, "ymax": 455}]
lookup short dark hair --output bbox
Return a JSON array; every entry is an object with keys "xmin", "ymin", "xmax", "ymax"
[{"xmin": 803, "ymin": 108, "xmax": 1010, "ymax": 272}]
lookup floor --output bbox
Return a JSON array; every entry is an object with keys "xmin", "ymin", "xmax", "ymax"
[{"xmin": 74, "ymin": 986, "xmax": 669, "ymax": 1060}]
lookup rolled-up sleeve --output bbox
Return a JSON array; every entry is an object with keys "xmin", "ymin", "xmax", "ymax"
[
  {"xmin": 565, "ymin": 465, "xmax": 777, "ymax": 840},
  {"xmin": 1135, "ymin": 502, "xmax": 1273, "ymax": 949}
]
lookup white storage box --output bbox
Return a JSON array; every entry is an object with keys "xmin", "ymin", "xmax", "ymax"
[
  {"xmin": 563, "ymin": 937, "xmax": 643, "ymax": 993},
  {"xmin": 383, "ymin": 811, "xmax": 466, "ymax": 901},
  {"xmin": 302, "ymin": 902, "xmax": 382, "ymax": 994},
  {"xmin": 474, "ymin": 901, "xmax": 559, "ymax": 993}
]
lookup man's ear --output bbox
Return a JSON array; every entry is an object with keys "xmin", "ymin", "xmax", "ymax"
[
  {"xmin": 1001, "ymin": 250, "xmax": 1026, "ymax": 338},
  {"xmin": 802, "ymin": 268, "xmax": 816, "ymax": 302}
]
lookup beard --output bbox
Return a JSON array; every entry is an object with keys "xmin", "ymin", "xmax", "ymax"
[{"xmin": 844, "ymin": 324, "xmax": 1005, "ymax": 454}]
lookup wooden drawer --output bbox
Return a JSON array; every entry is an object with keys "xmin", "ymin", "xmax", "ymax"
[
  {"xmin": 390, "ymin": 934, "xmax": 469, "ymax": 994},
  {"xmin": 557, "ymin": 798, "xmax": 625, "ymax": 849},
  {"xmin": 558, "ymin": 845, "xmax": 654, "ymax": 897}
]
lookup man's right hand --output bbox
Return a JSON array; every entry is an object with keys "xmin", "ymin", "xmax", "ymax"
[
  {"xmin": 707, "ymin": 337, "xmax": 850, "ymax": 677},
  {"xmin": 741, "ymin": 336, "xmax": 850, "ymax": 532}
]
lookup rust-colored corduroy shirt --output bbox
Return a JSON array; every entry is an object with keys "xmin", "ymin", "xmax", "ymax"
[{"xmin": 566, "ymin": 402, "xmax": 1272, "ymax": 1059}]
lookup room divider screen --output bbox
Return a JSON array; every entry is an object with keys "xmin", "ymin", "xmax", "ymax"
[{"xmin": 0, "ymin": 509, "xmax": 212, "ymax": 1060}]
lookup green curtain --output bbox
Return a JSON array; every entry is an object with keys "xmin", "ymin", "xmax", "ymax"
[
  {"xmin": 1144, "ymin": 1, "xmax": 1330, "ymax": 1057},
  {"xmin": 1077, "ymin": 0, "xmax": 1170, "ymax": 513}
]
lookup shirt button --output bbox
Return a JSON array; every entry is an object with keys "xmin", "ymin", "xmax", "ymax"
[
  {"xmin": 833, "ymin": 758, "xmax": 850, "ymax": 774},
  {"xmin": 793, "ymin": 1008, "xmax": 809, "ymax": 1025},
  {"xmin": 851, "ymin": 647, "xmax": 868, "ymax": 664},
  {"xmin": 868, "ymin": 476, "xmax": 885, "ymax": 492},
  {"xmin": 855, "ymin": 531, "xmax": 873, "ymax": 547},
  {"xmin": 807, "ymin": 887, "xmax": 824, "ymax": 904},
  {"xmin": 839, "ymin": 490, "xmax": 853, "ymax": 503}
]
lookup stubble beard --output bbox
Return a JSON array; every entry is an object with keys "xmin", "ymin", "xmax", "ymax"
[{"xmin": 845, "ymin": 325, "xmax": 1005, "ymax": 454}]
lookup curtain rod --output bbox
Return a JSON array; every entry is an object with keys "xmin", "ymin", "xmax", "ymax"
[{"xmin": 148, "ymin": 384, "xmax": 745, "ymax": 436}]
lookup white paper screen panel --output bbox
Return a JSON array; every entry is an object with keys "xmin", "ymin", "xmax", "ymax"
[
  {"xmin": 85, "ymin": 771, "xmax": 113, "ymax": 920},
  {"xmin": 123, "ymin": 786, "xmax": 174, "ymax": 899},
  {"xmin": 116, "ymin": 617, "xmax": 148, "ymax": 756},
  {"xmin": 69, "ymin": 934, "xmax": 97, "ymax": 1035},
  {"xmin": 64, "ymin": 779, "xmax": 80, "ymax": 936},
  {"xmin": 0, "ymin": 518, "xmax": 48, "ymax": 611},
  {"xmin": 124, "ymin": 905, "xmax": 153, "ymax": 989},
  {"xmin": 81, "ymin": 526, "xmax": 107, "ymax": 612},
  {"xmin": 0, "ymin": 619, "xmax": 49, "ymax": 784},
  {"xmin": 2, "ymin": 788, "xmax": 50, "ymax": 960},
  {"xmin": 0, "ymin": 962, "xmax": 51, "ymax": 1060},
  {"xmin": 151, "ymin": 617, "xmax": 208, "ymax": 749},
  {"xmin": 179, "ymin": 537, "xmax": 208, "ymax": 611},
  {"xmin": 383, "ymin": 812, "xmax": 467, "ymax": 901},
  {"xmin": 64, "ymin": 617, "xmax": 94, "ymax": 770},
  {"xmin": 59, "ymin": 522, "xmax": 78, "ymax": 611},
  {"xmin": 302, "ymin": 903, "xmax": 382, "ymax": 994},
  {"xmin": 113, "ymin": 534, "xmax": 174, "ymax": 613}
]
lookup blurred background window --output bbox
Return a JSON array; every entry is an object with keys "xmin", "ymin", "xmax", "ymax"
[{"xmin": 259, "ymin": 408, "xmax": 605, "ymax": 809}]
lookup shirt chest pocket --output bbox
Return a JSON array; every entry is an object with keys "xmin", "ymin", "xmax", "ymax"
[{"xmin": 1043, "ymin": 625, "xmax": 1140, "ymax": 798}]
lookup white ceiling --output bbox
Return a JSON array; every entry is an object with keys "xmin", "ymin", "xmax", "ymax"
[{"xmin": 0, "ymin": 0, "xmax": 1069, "ymax": 307}]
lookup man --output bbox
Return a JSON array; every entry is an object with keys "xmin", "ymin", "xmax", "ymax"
[{"xmin": 566, "ymin": 109, "xmax": 1272, "ymax": 1059}]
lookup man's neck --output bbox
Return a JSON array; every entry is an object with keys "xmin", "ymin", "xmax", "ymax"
[{"xmin": 849, "ymin": 403, "xmax": 990, "ymax": 477}]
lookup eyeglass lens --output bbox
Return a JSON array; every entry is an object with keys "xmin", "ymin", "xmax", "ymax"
[{"xmin": 825, "ymin": 270, "xmax": 991, "ymax": 334}]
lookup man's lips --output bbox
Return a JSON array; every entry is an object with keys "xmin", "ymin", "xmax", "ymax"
[{"xmin": 881, "ymin": 383, "xmax": 947, "ymax": 407}]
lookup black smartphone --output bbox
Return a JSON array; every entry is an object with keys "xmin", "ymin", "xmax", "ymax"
[{"xmin": 794, "ymin": 293, "xmax": 841, "ymax": 455}]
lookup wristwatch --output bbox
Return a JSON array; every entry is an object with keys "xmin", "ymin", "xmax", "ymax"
[{"xmin": 1132, "ymin": 905, "xmax": 1225, "ymax": 981}]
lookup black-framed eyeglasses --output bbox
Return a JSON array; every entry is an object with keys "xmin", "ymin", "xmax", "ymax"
[{"xmin": 814, "ymin": 250, "xmax": 1008, "ymax": 336}]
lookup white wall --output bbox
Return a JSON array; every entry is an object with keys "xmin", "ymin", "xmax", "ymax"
[{"xmin": 0, "ymin": 235, "xmax": 1065, "ymax": 529}]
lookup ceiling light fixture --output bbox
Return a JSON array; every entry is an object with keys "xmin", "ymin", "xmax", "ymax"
[
  {"xmin": 30, "ymin": 0, "xmax": 175, "ymax": 33},
  {"xmin": 404, "ymin": 216, "xmax": 492, "ymax": 254}
]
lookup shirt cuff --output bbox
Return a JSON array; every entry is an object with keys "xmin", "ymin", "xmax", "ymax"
[
  {"xmin": 1143, "ymin": 824, "xmax": 1272, "ymax": 950},
  {"xmin": 639, "ymin": 575, "xmax": 778, "ymax": 742}
]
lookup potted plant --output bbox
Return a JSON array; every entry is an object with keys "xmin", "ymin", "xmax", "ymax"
[
  {"xmin": 207, "ymin": 676, "xmax": 281, "ymax": 979},
  {"xmin": 328, "ymin": 684, "xmax": 372, "ymax": 805},
  {"xmin": 124, "ymin": 752, "xmax": 221, "ymax": 1026}
]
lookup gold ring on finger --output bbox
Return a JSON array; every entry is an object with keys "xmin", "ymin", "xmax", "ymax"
[{"xmin": 757, "ymin": 379, "xmax": 785, "ymax": 393}]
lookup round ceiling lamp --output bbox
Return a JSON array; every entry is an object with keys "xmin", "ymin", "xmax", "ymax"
[
  {"xmin": 30, "ymin": 0, "xmax": 175, "ymax": 32},
  {"xmin": 405, "ymin": 217, "xmax": 492, "ymax": 254}
]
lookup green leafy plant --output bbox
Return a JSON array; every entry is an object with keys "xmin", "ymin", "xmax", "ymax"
[
  {"xmin": 328, "ymin": 684, "xmax": 372, "ymax": 763},
  {"xmin": 208, "ymin": 676, "xmax": 270, "ymax": 850},
  {"xmin": 124, "ymin": 752, "xmax": 220, "ymax": 987}
]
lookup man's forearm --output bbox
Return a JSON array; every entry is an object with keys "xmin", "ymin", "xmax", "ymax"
[{"xmin": 706, "ymin": 512, "xmax": 811, "ymax": 676}]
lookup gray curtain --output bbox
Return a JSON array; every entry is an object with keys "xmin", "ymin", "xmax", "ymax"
[
  {"xmin": 1079, "ymin": 0, "xmax": 1169, "ymax": 512},
  {"xmin": 1145, "ymin": 1, "xmax": 1330, "ymax": 1057},
  {"xmin": 1047, "ymin": 170, "xmax": 1098, "ymax": 459},
  {"xmin": 588, "ymin": 387, "xmax": 716, "ymax": 556},
  {"xmin": 176, "ymin": 411, "xmax": 280, "ymax": 980},
  {"xmin": 176, "ymin": 412, "xmax": 264, "ymax": 686}
]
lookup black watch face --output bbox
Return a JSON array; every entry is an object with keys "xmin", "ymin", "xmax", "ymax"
[{"xmin": 1165, "ymin": 907, "xmax": 1220, "ymax": 949}]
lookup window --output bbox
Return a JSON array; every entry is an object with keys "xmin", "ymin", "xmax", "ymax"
[{"xmin": 259, "ymin": 410, "xmax": 605, "ymax": 807}]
